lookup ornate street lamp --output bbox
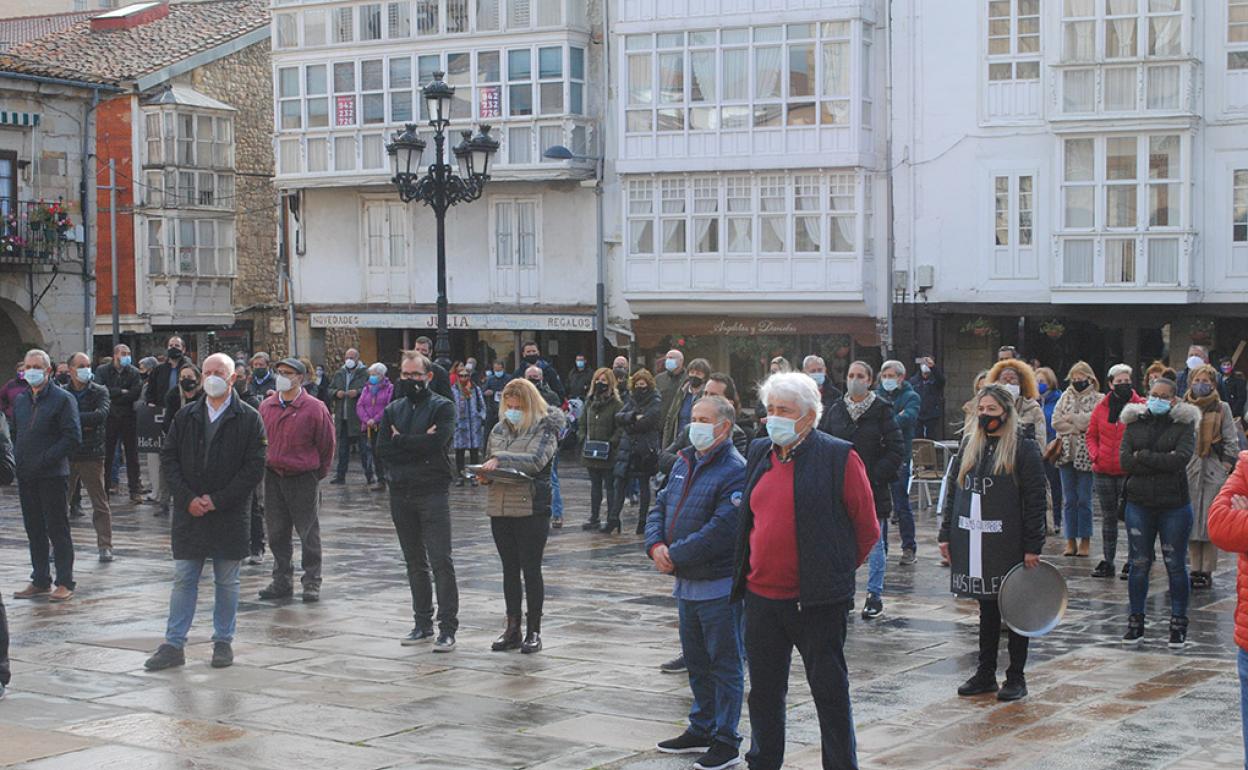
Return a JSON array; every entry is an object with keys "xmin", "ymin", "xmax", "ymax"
[{"xmin": 386, "ymin": 70, "xmax": 499, "ymax": 368}]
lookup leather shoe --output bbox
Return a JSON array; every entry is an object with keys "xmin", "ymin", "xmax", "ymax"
[
  {"xmin": 997, "ymin": 678, "xmax": 1027, "ymax": 701},
  {"xmin": 211, "ymin": 641, "xmax": 234, "ymax": 668},
  {"xmin": 48, "ymin": 585, "xmax": 74, "ymax": 602},
  {"xmin": 13, "ymin": 583, "xmax": 50, "ymax": 599},
  {"xmin": 258, "ymin": 583, "xmax": 294, "ymax": 600},
  {"xmin": 957, "ymin": 671, "xmax": 998, "ymax": 696},
  {"xmin": 520, "ymin": 631, "xmax": 542, "ymax": 654}
]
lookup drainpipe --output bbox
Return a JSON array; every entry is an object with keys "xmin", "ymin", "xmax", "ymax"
[{"xmin": 81, "ymin": 87, "xmax": 99, "ymax": 353}]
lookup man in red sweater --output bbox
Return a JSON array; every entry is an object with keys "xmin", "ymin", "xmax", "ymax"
[
  {"xmin": 257, "ymin": 358, "xmax": 336, "ymax": 603},
  {"xmin": 730, "ymin": 372, "xmax": 877, "ymax": 770}
]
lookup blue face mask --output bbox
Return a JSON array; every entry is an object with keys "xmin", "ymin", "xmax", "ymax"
[
  {"xmin": 881, "ymin": 378, "xmax": 899, "ymax": 392},
  {"xmin": 369, "ymin": 375, "xmax": 381, "ymax": 385},
  {"xmin": 766, "ymin": 416, "xmax": 799, "ymax": 447},
  {"xmin": 665, "ymin": 359, "xmax": 678, "ymax": 372},
  {"xmin": 120, "ymin": 355, "xmax": 132, "ymax": 367},
  {"xmin": 810, "ymin": 372, "xmax": 826, "ymax": 386},
  {"xmin": 688, "ymin": 422, "xmax": 718, "ymax": 452},
  {"xmin": 76, "ymin": 367, "xmax": 93, "ymax": 383},
  {"xmin": 1147, "ymin": 396, "xmax": 1172, "ymax": 416},
  {"xmin": 1037, "ymin": 382, "xmax": 1049, "ymax": 395},
  {"xmin": 504, "ymin": 408, "xmax": 524, "ymax": 426},
  {"xmin": 576, "ymin": 360, "xmax": 586, "ymax": 370},
  {"xmin": 24, "ymin": 368, "xmax": 45, "ymax": 387}
]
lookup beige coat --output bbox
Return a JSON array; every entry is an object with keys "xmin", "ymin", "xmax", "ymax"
[
  {"xmin": 1188, "ymin": 401, "xmax": 1238, "ymax": 542},
  {"xmin": 484, "ymin": 406, "xmax": 566, "ymax": 518},
  {"xmin": 1016, "ymin": 397, "xmax": 1048, "ymax": 447},
  {"xmin": 1051, "ymin": 387, "xmax": 1100, "ymax": 471}
]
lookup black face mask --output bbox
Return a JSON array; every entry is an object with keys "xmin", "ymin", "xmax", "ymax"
[
  {"xmin": 253, "ymin": 368, "xmax": 268, "ymax": 380},
  {"xmin": 167, "ymin": 347, "xmax": 183, "ymax": 360},
  {"xmin": 55, "ymin": 373, "xmax": 71, "ymax": 386},
  {"xmin": 687, "ymin": 376, "xmax": 704, "ymax": 390},
  {"xmin": 634, "ymin": 385, "xmax": 650, "ymax": 395},
  {"xmin": 402, "ymin": 378, "xmax": 428, "ymax": 401},
  {"xmin": 593, "ymin": 381, "xmax": 608, "ymax": 395},
  {"xmin": 978, "ymin": 413, "xmax": 1004, "ymax": 434},
  {"xmin": 613, "ymin": 367, "xmax": 628, "ymax": 380},
  {"xmin": 1113, "ymin": 383, "xmax": 1134, "ymax": 400},
  {"xmin": 523, "ymin": 354, "xmax": 539, "ymax": 365},
  {"xmin": 180, "ymin": 378, "xmax": 198, "ymax": 393},
  {"xmin": 1073, "ymin": 380, "xmax": 1091, "ymax": 392},
  {"xmin": 527, "ymin": 378, "xmax": 543, "ymax": 388}
]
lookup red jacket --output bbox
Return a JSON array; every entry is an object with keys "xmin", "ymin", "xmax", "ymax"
[
  {"xmin": 1208, "ymin": 452, "xmax": 1248, "ymax": 653},
  {"xmin": 258, "ymin": 390, "xmax": 336, "ymax": 479},
  {"xmin": 1085, "ymin": 391, "xmax": 1144, "ymax": 476}
]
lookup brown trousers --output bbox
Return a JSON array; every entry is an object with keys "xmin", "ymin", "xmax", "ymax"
[{"xmin": 69, "ymin": 458, "xmax": 112, "ymax": 549}]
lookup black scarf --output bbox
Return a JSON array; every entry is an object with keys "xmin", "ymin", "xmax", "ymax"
[{"xmin": 1108, "ymin": 389, "xmax": 1130, "ymax": 424}]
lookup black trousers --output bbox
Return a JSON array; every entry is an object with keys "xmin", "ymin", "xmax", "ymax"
[
  {"xmin": 744, "ymin": 591, "xmax": 857, "ymax": 770},
  {"xmin": 19, "ymin": 476, "xmax": 74, "ymax": 589},
  {"xmin": 249, "ymin": 487, "xmax": 266, "ymax": 556},
  {"xmin": 104, "ymin": 414, "xmax": 140, "ymax": 494},
  {"xmin": 587, "ymin": 467, "xmax": 614, "ymax": 522},
  {"xmin": 490, "ymin": 514, "xmax": 549, "ymax": 631},
  {"xmin": 918, "ymin": 416, "xmax": 942, "ymax": 440},
  {"xmin": 978, "ymin": 599, "xmax": 1029, "ymax": 681},
  {"xmin": 610, "ymin": 472, "xmax": 651, "ymax": 524},
  {"xmin": 455, "ymin": 448, "xmax": 480, "ymax": 473},
  {"xmin": 0, "ymin": 592, "xmax": 9, "ymax": 686},
  {"xmin": 391, "ymin": 488, "xmax": 459, "ymax": 633}
]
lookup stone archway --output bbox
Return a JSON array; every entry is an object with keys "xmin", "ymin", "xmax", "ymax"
[{"xmin": 0, "ymin": 291, "xmax": 47, "ymax": 373}]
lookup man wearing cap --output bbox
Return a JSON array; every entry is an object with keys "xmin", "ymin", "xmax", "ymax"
[{"xmin": 257, "ymin": 358, "xmax": 336, "ymax": 602}]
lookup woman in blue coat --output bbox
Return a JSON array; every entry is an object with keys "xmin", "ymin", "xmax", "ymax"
[{"xmin": 453, "ymin": 364, "xmax": 488, "ymax": 485}]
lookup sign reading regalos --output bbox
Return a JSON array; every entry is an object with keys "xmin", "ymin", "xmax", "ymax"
[{"xmin": 310, "ymin": 312, "xmax": 595, "ymax": 332}]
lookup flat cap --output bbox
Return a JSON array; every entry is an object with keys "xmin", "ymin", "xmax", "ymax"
[{"xmin": 275, "ymin": 357, "xmax": 306, "ymax": 375}]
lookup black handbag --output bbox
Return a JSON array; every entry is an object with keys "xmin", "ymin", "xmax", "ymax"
[{"xmin": 582, "ymin": 440, "xmax": 611, "ymax": 461}]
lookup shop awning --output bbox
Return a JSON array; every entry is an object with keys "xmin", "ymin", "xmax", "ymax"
[
  {"xmin": 0, "ymin": 111, "xmax": 39, "ymax": 127},
  {"xmin": 631, "ymin": 314, "xmax": 881, "ymax": 349}
]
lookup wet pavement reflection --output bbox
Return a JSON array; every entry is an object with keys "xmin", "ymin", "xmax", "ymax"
[{"xmin": 0, "ymin": 455, "xmax": 1243, "ymax": 769}]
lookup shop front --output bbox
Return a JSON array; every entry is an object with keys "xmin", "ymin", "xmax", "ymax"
[
  {"xmin": 631, "ymin": 313, "xmax": 883, "ymax": 404},
  {"xmin": 307, "ymin": 309, "xmax": 599, "ymax": 378}
]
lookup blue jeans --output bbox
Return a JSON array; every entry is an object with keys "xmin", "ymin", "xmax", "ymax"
[
  {"xmin": 1239, "ymin": 648, "xmax": 1248, "ymax": 770},
  {"xmin": 867, "ymin": 517, "xmax": 887, "ymax": 597},
  {"xmin": 1059, "ymin": 466, "xmax": 1094, "ymax": 539},
  {"xmin": 678, "ymin": 595, "xmax": 745, "ymax": 748},
  {"xmin": 550, "ymin": 453, "xmax": 563, "ymax": 520},
  {"xmin": 165, "ymin": 558, "xmax": 241, "ymax": 648},
  {"xmin": 1125, "ymin": 502, "xmax": 1192, "ymax": 618},
  {"xmin": 890, "ymin": 463, "xmax": 916, "ymax": 552}
]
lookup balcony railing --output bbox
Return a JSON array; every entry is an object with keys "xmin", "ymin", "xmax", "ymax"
[{"xmin": 0, "ymin": 200, "xmax": 73, "ymax": 267}]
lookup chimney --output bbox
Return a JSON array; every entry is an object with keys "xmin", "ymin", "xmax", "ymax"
[{"xmin": 90, "ymin": 2, "xmax": 170, "ymax": 32}]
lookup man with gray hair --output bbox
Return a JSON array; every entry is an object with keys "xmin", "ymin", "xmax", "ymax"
[
  {"xmin": 646, "ymin": 395, "xmax": 748, "ymax": 770},
  {"xmin": 802, "ymin": 354, "xmax": 842, "ymax": 410},
  {"xmin": 146, "ymin": 353, "xmax": 267, "ymax": 671},
  {"xmin": 731, "ymin": 371, "xmax": 878, "ymax": 770},
  {"xmin": 12, "ymin": 349, "xmax": 82, "ymax": 602}
]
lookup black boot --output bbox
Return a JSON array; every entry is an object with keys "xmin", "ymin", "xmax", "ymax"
[
  {"xmin": 491, "ymin": 615, "xmax": 522, "ymax": 652},
  {"xmin": 1168, "ymin": 615, "xmax": 1189, "ymax": 649},
  {"xmin": 957, "ymin": 670, "xmax": 998, "ymax": 696},
  {"xmin": 581, "ymin": 513, "xmax": 601, "ymax": 530},
  {"xmin": 997, "ymin": 675, "xmax": 1027, "ymax": 701},
  {"xmin": 521, "ymin": 616, "xmax": 542, "ymax": 654},
  {"xmin": 600, "ymin": 517, "xmax": 621, "ymax": 534}
]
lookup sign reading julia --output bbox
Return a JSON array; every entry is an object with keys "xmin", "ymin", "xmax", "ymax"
[{"xmin": 310, "ymin": 312, "xmax": 594, "ymax": 332}]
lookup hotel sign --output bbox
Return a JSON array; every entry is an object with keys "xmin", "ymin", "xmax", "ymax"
[{"xmin": 310, "ymin": 312, "xmax": 595, "ymax": 332}]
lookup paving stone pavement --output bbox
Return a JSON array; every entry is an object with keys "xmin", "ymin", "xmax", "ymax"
[{"xmin": 0, "ymin": 453, "xmax": 1244, "ymax": 769}]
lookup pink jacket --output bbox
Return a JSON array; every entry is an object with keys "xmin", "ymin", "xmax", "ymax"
[
  {"xmin": 356, "ymin": 378, "xmax": 394, "ymax": 429},
  {"xmin": 259, "ymin": 390, "xmax": 336, "ymax": 479}
]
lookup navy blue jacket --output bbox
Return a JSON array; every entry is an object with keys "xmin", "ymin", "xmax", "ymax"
[
  {"xmin": 731, "ymin": 432, "xmax": 867, "ymax": 607},
  {"xmin": 13, "ymin": 382, "xmax": 81, "ymax": 480},
  {"xmin": 909, "ymin": 367, "xmax": 945, "ymax": 421},
  {"xmin": 645, "ymin": 438, "xmax": 746, "ymax": 582},
  {"xmin": 514, "ymin": 358, "xmax": 565, "ymax": 400}
]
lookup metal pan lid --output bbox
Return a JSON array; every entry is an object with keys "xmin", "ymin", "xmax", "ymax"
[{"xmin": 998, "ymin": 560, "xmax": 1068, "ymax": 638}]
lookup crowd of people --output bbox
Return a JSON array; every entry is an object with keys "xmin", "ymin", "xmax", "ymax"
[{"xmin": 7, "ymin": 335, "xmax": 1248, "ymax": 770}]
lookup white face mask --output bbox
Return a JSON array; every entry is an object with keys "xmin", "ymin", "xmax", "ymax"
[
  {"xmin": 275, "ymin": 375, "xmax": 294, "ymax": 393},
  {"xmin": 688, "ymin": 422, "xmax": 719, "ymax": 452},
  {"xmin": 203, "ymin": 375, "xmax": 229, "ymax": 398},
  {"xmin": 345, "ymin": 358, "xmax": 358, "ymax": 369},
  {"xmin": 1003, "ymin": 383, "xmax": 1021, "ymax": 398},
  {"xmin": 1186, "ymin": 355, "xmax": 1204, "ymax": 371}
]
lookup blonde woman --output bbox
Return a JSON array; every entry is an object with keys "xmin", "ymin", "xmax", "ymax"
[
  {"xmin": 938, "ymin": 384, "xmax": 1047, "ymax": 702},
  {"xmin": 480, "ymin": 378, "xmax": 566, "ymax": 654},
  {"xmin": 1185, "ymin": 363, "xmax": 1238, "ymax": 590},
  {"xmin": 1052, "ymin": 362, "xmax": 1100, "ymax": 557}
]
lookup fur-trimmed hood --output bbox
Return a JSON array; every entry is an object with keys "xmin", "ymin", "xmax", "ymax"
[
  {"xmin": 987, "ymin": 359, "xmax": 1040, "ymax": 401},
  {"xmin": 1120, "ymin": 401, "xmax": 1201, "ymax": 426}
]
